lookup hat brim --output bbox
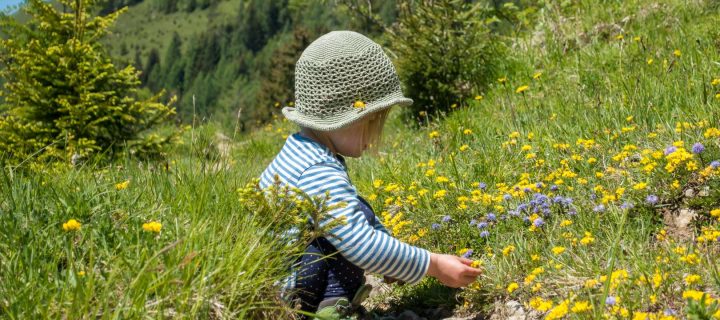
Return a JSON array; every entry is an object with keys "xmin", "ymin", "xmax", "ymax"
[{"xmin": 282, "ymin": 96, "xmax": 413, "ymax": 131}]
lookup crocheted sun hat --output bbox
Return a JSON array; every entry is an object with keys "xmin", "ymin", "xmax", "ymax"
[{"xmin": 282, "ymin": 30, "xmax": 413, "ymax": 131}]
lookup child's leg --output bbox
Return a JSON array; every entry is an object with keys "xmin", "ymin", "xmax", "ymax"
[
  {"xmin": 315, "ymin": 237, "xmax": 365, "ymax": 300},
  {"xmin": 294, "ymin": 238, "xmax": 331, "ymax": 314}
]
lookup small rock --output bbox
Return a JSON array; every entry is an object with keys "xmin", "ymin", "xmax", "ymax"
[
  {"xmin": 505, "ymin": 300, "xmax": 526, "ymax": 319},
  {"xmin": 490, "ymin": 300, "xmax": 526, "ymax": 320},
  {"xmin": 684, "ymin": 188, "xmax": 695, "ymax": 198},
  {"xmin": 699, "ymin": 187, "xmax": 710, "ymax": 197},
  {"xmin": 365, "ymin": 274, "xmax": 392, "ymax": 300}
]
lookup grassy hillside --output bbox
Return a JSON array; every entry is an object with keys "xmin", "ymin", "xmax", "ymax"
[
  {"xmin": 104, "ymin": 0, "xmax": 240, "ymax": 62},
  {"xmin": 2, "ymin": 0, "xmax": 720, "ymax": 319}
]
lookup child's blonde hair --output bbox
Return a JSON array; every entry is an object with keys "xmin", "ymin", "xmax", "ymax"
[{"xmin": 363, "ymin": 108, "xmax": 391, "ymax": 154}]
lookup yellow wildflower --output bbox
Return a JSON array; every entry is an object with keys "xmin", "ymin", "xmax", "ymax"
[
  {"xmin": 633, "ymin": 182, "xmax": 647, "ymax": 190},
  {"xmin": 507, "ymin": 282, "xmax": 519, "ymax": 293},
  {"xmin": 571, "ymin": 301, "xmax": 591, "ymax": 313},
  {"xmin": 62, "ymin": 219, "xmax": 81, "ymax": 231},
  {"xmin": 353, "ymin": 100, "xmax": 366, "ymax": 109},
  {"xmin": 684, "ymin": 274, "xmax": 702, "ymax": 285},
  {"xmin": 502, "ymin": 245, "xmax": 515, "ymax": 256},
  {"xmin": 529, "ymin": 297, "xmax": 553, "ymax": 312},
  {"xmin": 142, "ymin": 221, "xmax": 162, "ymax": 233},
  {"xmin": 515, "ymin": 85, "xmax": 529, "ymax": 94},
  {"xmin": 115, "ymin": 180, "xmax": 130, "ymax": 190},
  {"xmin": 546, "ymin": 300, "xmax": 569, "ymax": 320},
  {"xmin": 584, "ymin": 279, "xmax": 599, "ymax": 288},
  {"xmin": 552, "ymin": 246, "xmax": 565, "ymax": 255}
]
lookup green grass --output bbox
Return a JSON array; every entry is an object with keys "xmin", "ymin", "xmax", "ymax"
[
  {"xmin": 3, "ymin": 0, "xmax": 720, "ymax": 319},
  {"xmin": 104, "ymin": 0, "xmax": 240, "ymax": 61},
  {"xmin": 0, "ymin": 153, "xmax": 299, "ymax": 318}
]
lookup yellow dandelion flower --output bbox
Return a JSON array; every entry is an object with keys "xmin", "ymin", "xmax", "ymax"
[
  {"xmin": 507, "ymin": 282, "xmax": 519, "ymax": 293},
  {"xmin": 571, "ymin": 301, "xmax": 591, "ymax": 313},
  {"xmin": 115, "ymin": 180, "xmax": 130, "ymax": 190},
  {"xmin": 532, "ymin": 72, "xmax": 542, "ymax": 79},
  {"xmin": 502, "ymin": 245, "xmax": 515, "ymax": 256},
  {"xmin": 673, "ymin": 49, "xmax": 681, "ymax": 57},
  {"xmin": 684, "ymin": 274, "xmax": 702, "ymax": 285},
  {"xmin": 353, "ymin": 100, "xmax": 366, "ymax": 109},
  {"xmin": 633, "ymin": 182, "xmax": 647, "ymax": 190},
  {"xmin": 584, "ymin": 279, "xmax": 599, "ymax": 288},
  {"xmin": 463, "ymin": 128, "xmax": 473, "ymax": 135},
  {"xmin": 62, "ymin": 219, "xmax": 81, "ymax": 232},
  {"xmin": 428, "ymin": 131, "xmax": 440, "ymax": 139},
  {"xmin": 647, "ymin": 58, "xmax": 654, "ymax": 65},
  {"xmin": 498, "ymin": 77, "xmax": 507, "ymax": 83},
  {"xmin": 552, "ymin": 246, "xmax": 565, "ymax": 255},
  {"xmin": 142, "ymin": 221, "xmax": 162, "ymax": 233},
  {"xmin": 474, "ymin": 95, "xmax": 483, "ymax": 100},
  {"xmin": 515, "ymin": 85, "xmax": 529, "ymax": 94}
]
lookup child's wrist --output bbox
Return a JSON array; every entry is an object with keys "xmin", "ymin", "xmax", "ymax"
[{"xmin": 426, "ymin": 253, "xmax": 439, "ymax": 278}]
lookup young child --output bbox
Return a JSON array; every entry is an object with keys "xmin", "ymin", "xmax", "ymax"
[{"xmin": 260, "ymin": 31, "xmax": 482, "ymax": 319}]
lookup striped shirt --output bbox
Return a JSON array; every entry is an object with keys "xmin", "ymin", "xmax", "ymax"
[{"xmin": 259, "ymin": 132, "xmax": 430, "ymax": 285}]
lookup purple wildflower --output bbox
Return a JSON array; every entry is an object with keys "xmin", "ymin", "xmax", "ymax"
[
  {"xmin": 478, "ymin": 182, "xmax": 487, "ymax": 190},
  {"xmin": 487, "ymin": 213, "xmax": 497, "ymax": 221},
  {"xmin": 479, "ymin": 230, "xmax": 490, "ymax": 238},
  {"xmin": 503, "ymin": 194, "xmax": 512, "ymax": 201},
  {"xmin": 692, "ymin": 142, "xmax": 705, "ymax": 154},
  {"xmin": 431, "ymin": 223, "xmax": 441, "ymax": 230},
  {"xmin": 517, "ymin": 203, "xmax": 529, "ymax": 212},
  {"xmin": 593, "ymin": 204, "xmax": 606, "ymax": 212},
  {"xmin": 711, "ymin": 160, "xmax": 720, "ymax": 169},
  {"xmin": 550, "ymin": 184, "xmax": 559, "ymax": 191},
  {"xmin": 461, "ymin": 249, "xmax": 473, "ymax": 259},
  {"xmin": 533, "ymin": 217, "xmax": 544, "ymax": 227},
  {"xmin": 477, "ymin": 222, "xmax": 488, "ymax": 229},
  {"xmin": 442, "ymin": 215, "xmax": 451, "ymax": 223},
  {"xmin": 664, "ymin": 309, "xmax": 676, "ymax": 316},
  {"xmin": 469, "ymin": 219, "xmax": 477, "ymax": 226},
  {"xmin": 605, "ymin": 296, "xmax": 616, "ymax": 306},
  {"xmin": 664, "ymin": 146, "xmax": 677, "ymax": 155},
  {"xmin": 620, "ymin": 201, "xmax": 634, "ymax": 210},
  {"xmin": 536, "ymin": 182, "xmax": 543, "ymax": 189},
  {"xmin": 523, "ymin": 187, "xmax": 532, "ymax": 193},
  {"xmin": 646, "ymin": 195, "xmax": 659, "ymax": 205}
]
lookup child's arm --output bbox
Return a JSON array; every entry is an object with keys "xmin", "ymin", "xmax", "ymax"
[{"xmin": 298, "ymin": 163, "xmax": 483, "ymax": 287}]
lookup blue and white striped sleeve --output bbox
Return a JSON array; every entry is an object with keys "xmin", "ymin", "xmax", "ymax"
[
  {"xmin": 297, "ymin": 162, "xmax": 430, "ymax": 285},
  {"xmin": 373, "ymin": 218, "xmax": 390, "ymax": 235}
]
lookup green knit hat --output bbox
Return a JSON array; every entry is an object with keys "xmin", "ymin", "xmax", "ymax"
[{"xmin": 282, "ymin": 30, "xmax": 413, "ymax": 131}]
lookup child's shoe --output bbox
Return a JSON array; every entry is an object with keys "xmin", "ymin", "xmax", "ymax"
[{"xmin": 313, "ymin": 283, "xmax": 373, "ymax": 320}]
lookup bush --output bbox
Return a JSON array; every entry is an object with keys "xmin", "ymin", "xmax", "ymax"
[
  {"xmin": 0, "ymin": 0, "xmax": 177, "ymax": 166},
  {"xmin": 388, "ymin": 0, "xmax": 508, "ymax": 121}
]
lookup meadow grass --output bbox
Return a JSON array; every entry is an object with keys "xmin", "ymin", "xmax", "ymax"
[
  {"xmin": 0, "ymin": 151, "xmax": 301, "ymax": 318},
  {"xmin": 3, "ymin": 0, "xmax": 720, "ymax": 319}
]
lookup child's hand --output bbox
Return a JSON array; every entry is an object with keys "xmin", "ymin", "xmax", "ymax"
[{"xmin": 426, "ymin": 253, "xmax": 483, "ymax": 288}]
